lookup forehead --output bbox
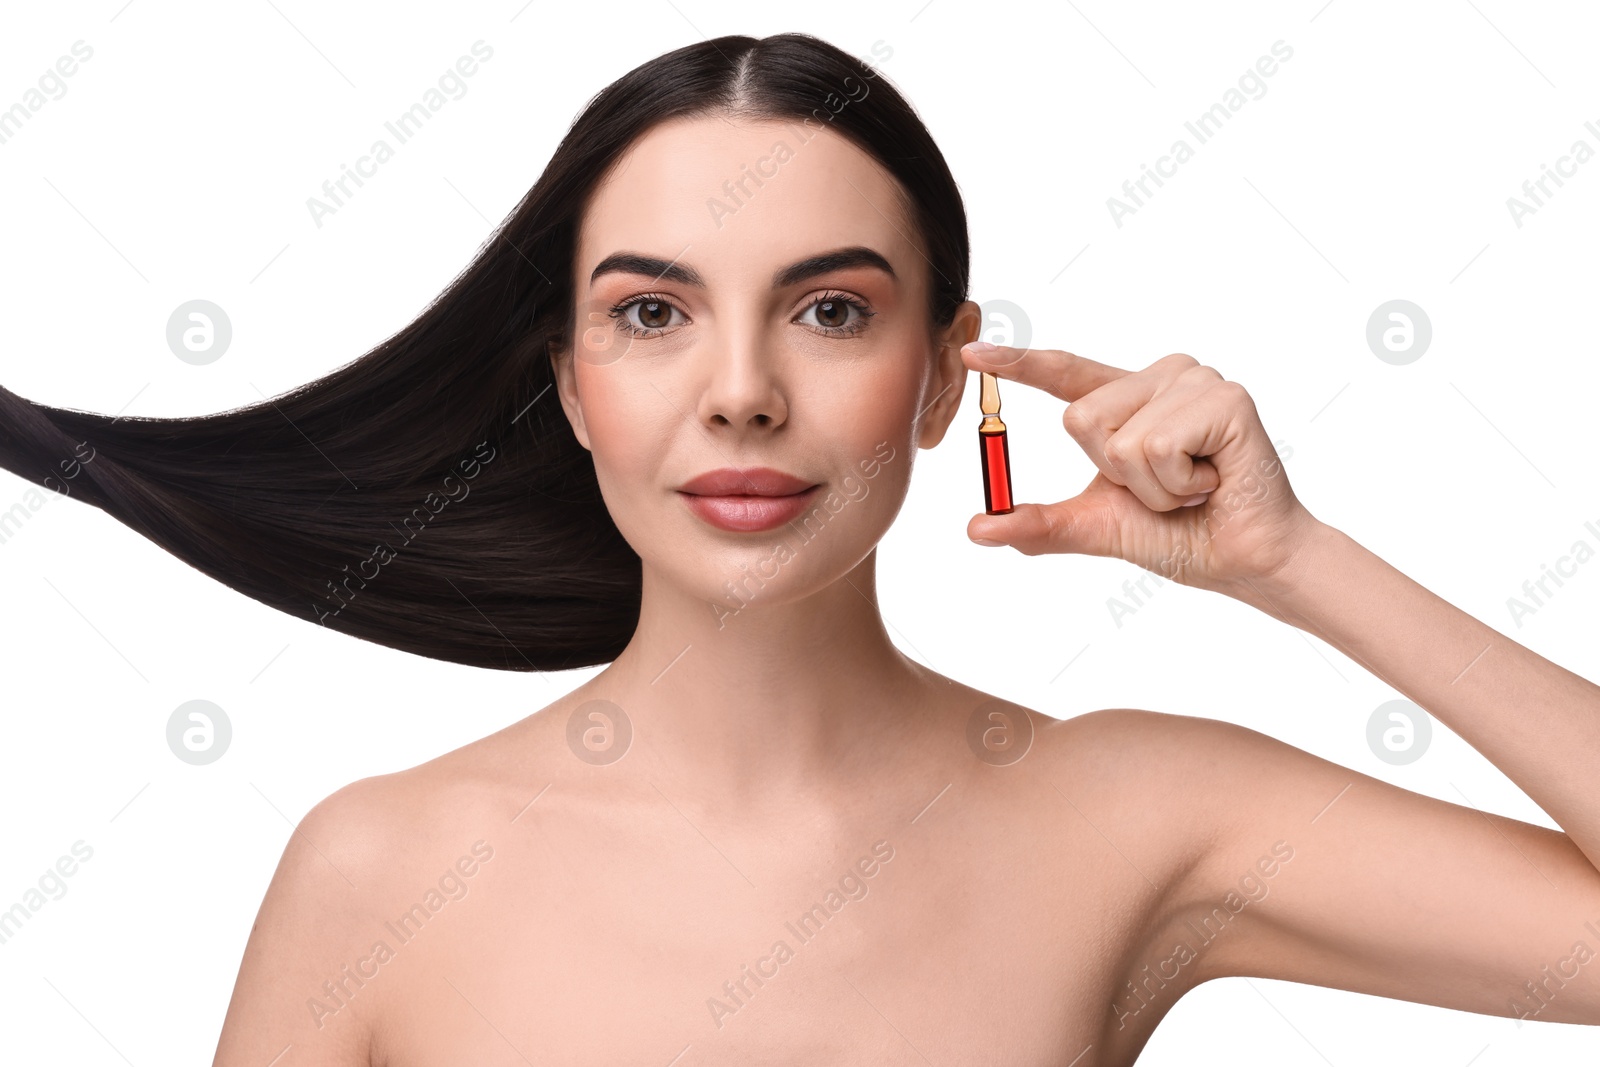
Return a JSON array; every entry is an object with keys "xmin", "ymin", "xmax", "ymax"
[{"xmin": 575, "ymin": 114, "xmax": 919, "ymax": 286}]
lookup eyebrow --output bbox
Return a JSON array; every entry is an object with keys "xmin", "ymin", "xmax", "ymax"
[{"xmin": 588, "ymin": 245, "xmax": 897, "ymax": 290}]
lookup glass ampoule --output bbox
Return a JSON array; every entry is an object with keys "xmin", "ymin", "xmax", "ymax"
[{"xmin": 978, "ymin": 370, "xmax": 1014, "ymax": 515}]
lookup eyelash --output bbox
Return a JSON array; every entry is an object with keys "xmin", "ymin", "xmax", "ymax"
[{"xmin": 606, "ymin": 290, "xmax": 876, "ymax": 339}]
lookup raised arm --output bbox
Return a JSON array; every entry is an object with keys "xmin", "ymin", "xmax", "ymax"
[
  {"xmin": 1165, "ymin": 519, "xmax": 1600, "ymax": 1021},
  {"xmin": 956, "ymin": 340, "xmax": 1600, "ymax": 1023},
  {"xmin": 1238, "ymin": 519, "xmax": 1600, "ymax": 880}
]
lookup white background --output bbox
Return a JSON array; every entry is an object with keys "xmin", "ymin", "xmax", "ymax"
[{"xmin": 2, "ymin": 0, "xmax": 1598, "ymax": 1062}]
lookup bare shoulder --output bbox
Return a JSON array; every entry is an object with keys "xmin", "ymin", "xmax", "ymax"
[
  {"xmin": 1043, "ymin": 707, "xmax": 1368, "ymax": 985},
  {"xmin": 1041, "ymin": 705, "xmax": 1297, "ymax": 835},
  {"xmin": 213, "ymin": 704, "xmax": 574, "ymax": 1064},
  {"xmin": 1052, "ymin": 704, "xmax": 1375, "ymax": 831},
  {"xmin": 1030, "ymin": 704, "xmax": 1233, "ymax": 784},
  {"xmin": 1020, "ymin": 706, "xmax": 1297, "ymax": 895},
  {"xmin": 1050, "ymin": 703, "xmax": 1252, "ymax": 752},
  {"xmin": 212, "ymin": 772, "xmax": 402, "ymax": 1063},
  {"xmin": 288, "ymin": 682, "xmax": 601, "ymax": 859},
  {"xmin": 1047, "ymin": 704, "xmax": 1275, "ymax": 784}
]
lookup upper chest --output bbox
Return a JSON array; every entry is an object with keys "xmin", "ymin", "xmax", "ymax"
[{"xmin": 361, "ymin": 778, "xmax": 1185, "ymax": 1067}]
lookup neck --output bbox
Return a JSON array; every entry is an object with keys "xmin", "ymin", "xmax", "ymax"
[{"xmin": 585, "ymin": 547, "xmax": 941, "ymax": 814}]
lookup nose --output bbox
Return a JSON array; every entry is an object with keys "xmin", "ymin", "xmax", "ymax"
[{"xmin": 694, "ymin": 325, "xmax": 788, "ymax": 431}]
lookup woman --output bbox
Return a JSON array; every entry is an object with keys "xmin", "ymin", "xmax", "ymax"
[{"xmin": 4, "ymin": 31, "xmax": 1597, "ymax": 1066}]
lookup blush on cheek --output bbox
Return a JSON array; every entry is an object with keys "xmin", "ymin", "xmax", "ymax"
[
  {"xmin": 574, "ymin": 367, "xmax": 645, "ymax": 445},
  {"xmin": 849, "ymin": 355, "xmax": 922, "ymax": 424},
  {"xmin": 580, "ymin": 382, "xmax": 680, "ymax": 501}
]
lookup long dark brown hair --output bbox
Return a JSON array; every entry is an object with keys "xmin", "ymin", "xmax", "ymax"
[{"xmin": 0, "ymin": 33, "xmax": 971, "ymax": 671}]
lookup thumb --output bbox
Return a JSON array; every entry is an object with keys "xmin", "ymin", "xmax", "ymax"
[{"xmin": 967, "ymin": 496, "xmax": 1122, "ymax": 558}]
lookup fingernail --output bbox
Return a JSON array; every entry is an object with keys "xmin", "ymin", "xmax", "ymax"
[
  {"xmin": 1180, "ymin": 493, "xmax": 1209, "ymax": 507},
  {"xmin": 965, "ymin": 341, "xmax": 1003, "ymax": 362},
  {"xmin": 972, "ymin": 537, "xmax": 1004, "ymax": 547}
]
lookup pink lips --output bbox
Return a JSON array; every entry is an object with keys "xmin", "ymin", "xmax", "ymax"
[{"xmin": 677, "ymin": 467, "xmax": 821, "ymax": 533}]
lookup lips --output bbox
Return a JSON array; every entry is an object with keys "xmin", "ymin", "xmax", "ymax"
[
  {"xmin": 678, "ymin": 467, "xmax": 817, "ymax": 497},
  {"xmin": 677, "ymin": 467, "xmax": 821, "ymax": 533}
]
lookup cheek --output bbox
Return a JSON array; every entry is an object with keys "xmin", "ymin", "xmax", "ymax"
[
  {"xmin": 825, "ymin": 360, "xmax": 921, "ymax": 509},
  {"xmin": 576, "ymin": 372, "xmax": 671, "ymax": 492},
  {"xmin": 837, "ymin": 353, "xmax": 924, "ymax": 447}
]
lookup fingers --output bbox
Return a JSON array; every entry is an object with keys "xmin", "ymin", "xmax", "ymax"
[
  {"xmin": 1143, "ymin": 419, "xmax": 1221, "ymax": 501},
  {"xmin": 1093, "ymin": 363, "xmax": 1233, "ymax": 510},
  {"xmin": 959, "ymin": 344, "xmax": 1246, "ymax": 513},
  {"xmin": 1108, "ymin": 393, "xmax": 1225, "ymax": 509},
  {"xmin": 960, "ymin": 342, "xmax": 1127, "ymax": 403},
  {"xmin": 1044, "ymin": 354, "xmax": 1203, "ymax": 508},
  {"xmin": 966, "ymin": 496, "xmax": 1122, "ymax": 559}
]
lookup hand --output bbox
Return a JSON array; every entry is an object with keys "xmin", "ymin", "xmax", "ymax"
[{"xmin": 961, "ymin": 343, "xmax": 1320, "ymax": 597}]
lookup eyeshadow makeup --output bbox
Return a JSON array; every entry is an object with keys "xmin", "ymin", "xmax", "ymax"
[{"xmin": 978, "ymin": 371, "xmax": 1014, "ymax": 515}]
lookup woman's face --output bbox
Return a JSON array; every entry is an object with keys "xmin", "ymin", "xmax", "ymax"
[{"xmin": 551, "ymin": 113, "xmax": 978, "ymax": 614}]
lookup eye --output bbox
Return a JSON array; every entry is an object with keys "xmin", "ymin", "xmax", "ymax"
[
  {"xmin": 608, "ymin": 294, "xmax": 686, "ymax": 336},
  {"xmin": 796, "ymin": 291, "xmax": 874, "ymax": 336}
]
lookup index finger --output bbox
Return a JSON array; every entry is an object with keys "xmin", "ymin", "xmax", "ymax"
[{"xmin": 961, "ymin": 343, "xmax": 1129, "ymax": 403}]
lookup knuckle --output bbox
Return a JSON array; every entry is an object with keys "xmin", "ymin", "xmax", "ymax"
[
  {"xmin": 1062, "ymin": 403, "xmax": 1094, "ymax": 437},
  {"xmin": 1038, "ymin": 505, "xmax": 1072, "ymax": 550},
  {"xmin": 1161, "ymin": 352, "xmax": 1200, "ymax": 370},
  {"xmin": 1218, "ymin": 379, "xmax": 1254, "ymax": 406},
  {"xmin": 1144, "ymin": 432, "xmax": 1177, "ymax": 460},
  {"xmin": 1181, "ymin": 363, "xmax": 1225, "ymax": 385}
]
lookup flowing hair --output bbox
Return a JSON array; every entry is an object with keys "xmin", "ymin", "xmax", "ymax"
[{"xmin": 0, "ymin": 32, "xmax": 970, "ymax": 671}]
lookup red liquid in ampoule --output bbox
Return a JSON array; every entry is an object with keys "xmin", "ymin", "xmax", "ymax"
[{"xmin": 981, "ymin": 428, "xmax": 1013, "ymax": 514}]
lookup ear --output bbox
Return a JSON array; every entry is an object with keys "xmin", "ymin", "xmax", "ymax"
[
  {"xmin": 916, "ymin": 299, "xmax": 982, "ymax": 450},
  {"xmin": 547, "ymin": 335, "xmax": 592, "ymax": 451}
]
